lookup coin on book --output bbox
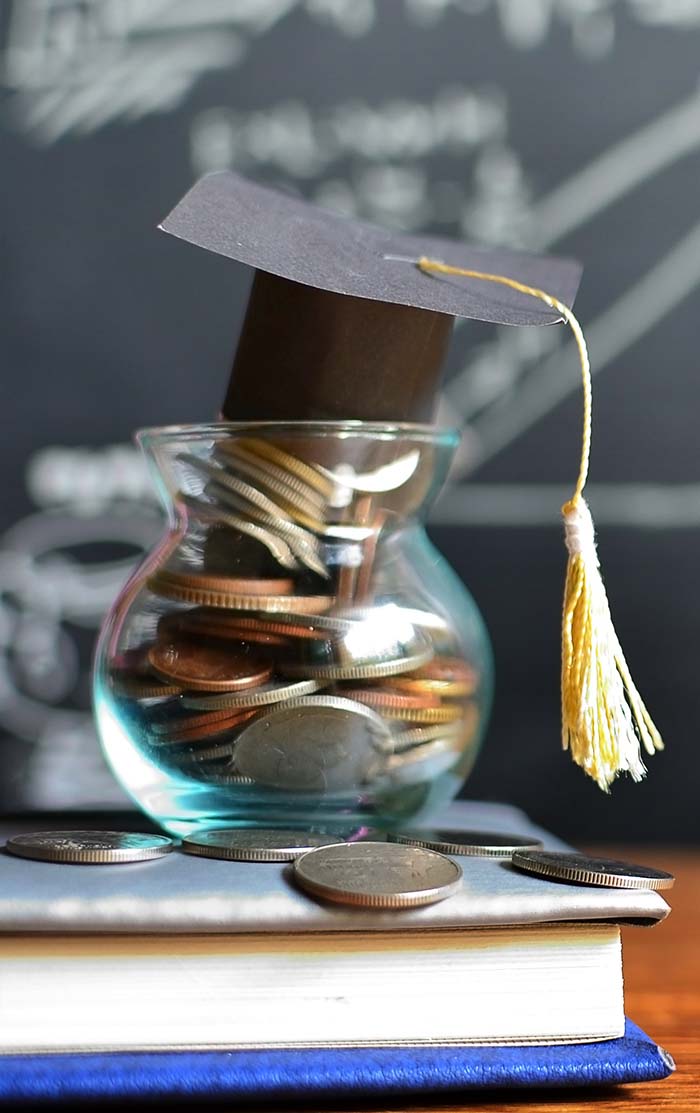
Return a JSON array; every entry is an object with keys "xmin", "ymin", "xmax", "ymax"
[
  {"xmin": 388, "ymin": 829, "xmax": 544, "ymax": 857},
  {"xmin": 4, "ymin": 831, "xmax": 174, "ymax": 864},
  {"xmin": 181, "ymin": 828, "xmax": 340, "ymax": 861},
  {"xmin": 293, "ymin": 840, "xmax": 462, "ymax": 908},
  {"xmin": 511, "ymin": 850, "xmax": 675, "ymax": 890}
]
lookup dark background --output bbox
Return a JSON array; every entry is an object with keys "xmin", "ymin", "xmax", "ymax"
[{"xmin": 1, "ymin": 1, "xmax": 698, "ymax": 841}]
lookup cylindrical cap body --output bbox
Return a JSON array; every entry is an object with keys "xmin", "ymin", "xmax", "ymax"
[{"xmin": 222, "ymin": 272, "xmax": 454, "ymax": 423}]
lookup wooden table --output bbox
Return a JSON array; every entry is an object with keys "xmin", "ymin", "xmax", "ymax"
[{"xmin": 298, "ymin": 847, "xmax": 698, "ymax": 1113}]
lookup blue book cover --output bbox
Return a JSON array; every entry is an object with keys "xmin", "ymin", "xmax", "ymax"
[{"xmin": 0, "ymin": 1020, "xmax": 674, "ymax": 1103}]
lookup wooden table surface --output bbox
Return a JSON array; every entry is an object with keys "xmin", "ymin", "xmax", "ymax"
[{"xmin": 294, "ymin": 847, "xmax": 698, "ymax": 1113}]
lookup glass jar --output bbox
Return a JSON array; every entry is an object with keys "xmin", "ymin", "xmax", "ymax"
[{"xmin": 93, "ymin": 422, "xmax": 492, "ymax": 837}]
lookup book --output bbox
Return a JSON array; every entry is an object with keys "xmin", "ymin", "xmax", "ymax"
[
  {"xmin": 0, "ymin": 1021, "xmax": 675, "ymax": 1103},
  {"xmin": 0, "ymin": 801, "xmax": 669, "ymax": 1055}
]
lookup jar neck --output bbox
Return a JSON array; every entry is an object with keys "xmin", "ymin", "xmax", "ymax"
[{"xmin": 138, "ymin": 421, "xmax": 458, "ymax": 522}]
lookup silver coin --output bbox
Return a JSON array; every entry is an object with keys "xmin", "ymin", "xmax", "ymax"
[
  {"xmin": 258, "ymin": 610, "xmax": 356, "ymax": 636},
  {"xmin": 386, "ymin": 736, "xmax": 462, "ymax": 784},
  {"xmin": 293, "ymin": 841, "xmax": 462, "ymax": 908},
  {"xmin": 5, "ymin": 831, "xmax": 174, "ymax": 864},
  {"xmin": 392, "ymin": 721, "xmax": 465, "ymax": 752},
  {"xmin": 182, "ymin": 828, "xmax": 341, "ymax": 861},
  {"xmin": 511, "ymin": 850, "xmax": 675, "ymax": 890},
  {"xmin": 234, "ymin": 696, "xmax": 392, "ymax": 792},
  {"xmin": 183, "ymin": 678, "xmax": 325, "ymax": 711},
  {"xmin": 283, "ymin": 608, "xmax": 434, "ymax": 680},
  {"xmin": 389, "ymin": 829, "xmax": 545, "ymax": 857},
  {"xmin": 283, "ymin": 643, "xmax": 434, "ymax": 681},
  {"xmin": 214, "ymin": 444, "xmax": 327, "ymax": 515},
  {"xmin": 179, "ymin": 493, "xmax": 299, "ymax": 571}
]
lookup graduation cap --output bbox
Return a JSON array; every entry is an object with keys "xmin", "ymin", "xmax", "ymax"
[
  {"xmin": 159, "ymin": 172, "xmax": 664, "ymax": 793},
  {"xmin": 160, "ymin": 171, "xmax": 582, "ymax": 423}
]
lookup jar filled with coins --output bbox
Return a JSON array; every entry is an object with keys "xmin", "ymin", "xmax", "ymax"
[{"xmin": 93, "ymin": 423, "xmax": 492, "ymax": 837}]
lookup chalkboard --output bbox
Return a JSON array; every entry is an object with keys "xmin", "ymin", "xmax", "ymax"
[{"xmin": 1, "ymin": 1, "xmax": 698, "ymax": 840}]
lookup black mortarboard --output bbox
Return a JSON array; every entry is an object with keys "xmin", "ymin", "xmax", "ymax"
[{"xmin": 160, "ymin": 172, "xmax": 582, "ymax": 423}]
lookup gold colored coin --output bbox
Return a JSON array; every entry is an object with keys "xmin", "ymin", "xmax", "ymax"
[
  {"xmin": 380, "ymin": 703, "xmax": 465, "ymax": 724},
  {"xmin": 237, "ymin": 438, "xmax": 334, "ymax": 498},
  {"xmin": 389, "ymin": 677, "xmax": 475, "ymax": 698},
  {"xmin": 392, "ymin": 657, "xmax": 478, "ymax": 698}
]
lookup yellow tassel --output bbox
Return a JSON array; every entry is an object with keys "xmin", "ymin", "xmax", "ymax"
[{"xmin": 416, "ymin": 256, "xmax": 663, "ymax": 790}]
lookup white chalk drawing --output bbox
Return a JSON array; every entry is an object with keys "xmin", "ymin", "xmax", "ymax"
[
  {"xmin": 2, "ymin": 0, "xmax": 700, "ymax": 800},
  {"xmin": 0, "ymin": 448, "xmax": 158, "ymax": 806},
  {"xmin": 4, "ymin": 0, "xmax": 700, "ymax": 141}
]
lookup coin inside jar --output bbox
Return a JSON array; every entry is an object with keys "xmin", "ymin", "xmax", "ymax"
[
  {"xmin": 511, "ymin": 850, "xmax": 675, "ymax": 890},
  {"xmin": 4, "ymin": 831, "xmax": 174, "ymax": 864},
  {"xmin": 148, "ymin": 638, "xmax": 272, "ymax": 693},
  {"xmin": 293, "ymin": 841, "xmax": 462, "ymax": 908},
  {"xmin": 390, "ymin": 656, "xmax": 478, "ymax": 698},
  {"xmin": 388, "ymin": 829, "xmax": 545, "ymax": 857},
  {"xmin": 233, "ymin": 696, "xmax": 392, "ymax": 792},
  {"xmin": 181, "ymin": 828, "xmax": 342, "ymax": 862}
]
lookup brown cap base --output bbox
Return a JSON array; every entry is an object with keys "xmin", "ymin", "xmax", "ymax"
[{"xmin": 222, "ymin": 272, "xmax": 453, "ymax": 424}]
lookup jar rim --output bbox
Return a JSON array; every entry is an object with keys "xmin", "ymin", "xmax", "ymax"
[{"xmin": 136, "ymin": 419, "xmax": 460, "ymax": 447}]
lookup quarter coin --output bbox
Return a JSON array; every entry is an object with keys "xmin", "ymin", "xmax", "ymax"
[
  {"xmin": 182, "ymin": 828, "xmax": 341, "ymax": 862},
  {"xmin": 233, "ymin": 696, "xmax": 392, "ymax": 792},
  {"xmin": 511, "ymin": 850, "xmax": 675, "ymax": 890},
  {"xmin": 283, "ymin": 644, "xmax": 434, "ymax": 681},
  {"xmin": 216, "ymin": 444, "xmax": 327, "ymax": 514},
  {"xmin": 389, "ymin": 829, "xmax": 544, "ymax": 857},
  {"xmin": 148, "ymin": 638, "xmax": 272, "ymax": 693},
  {"xmin": 182, "ymin": 677, "xmax": 325, "ymax": 711},
  {"xmin": 179, "ymin": 494, "xmax": 300, "ymax": 571},
  {"xmin": 5, "ymin": 831, "xmax": 174, "ymax": 864},
  {"xmin": 293, "ymin": 841, "xmax": 462, "ymax": 908}
]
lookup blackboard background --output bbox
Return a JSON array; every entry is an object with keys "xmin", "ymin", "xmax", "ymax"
[{"xmin": 1, "ymin": 1, "xmax": 698, "ymax": 841}]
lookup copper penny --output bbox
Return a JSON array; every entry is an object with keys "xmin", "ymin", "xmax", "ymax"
[
  {"xmin": 147, "ymin": 573, "xmax": 334, "ymax": 613},
  {"xmin": 159, "ymin": 610, "xmax": 290, "ymax": 648},
  {"xmin": 161, "ymin": 713, "xmax": 257, "ymax": 746},
  {"xmin": 148, "ymin": 638, "xmax": 272, "ymax": 693},
  {"xmin": 151, "ymin": 706, "xmax": 258, "ymax": 743},
  {"xmin": 338, "ymin": 686, "xmax": 441, "ymax": 711},
  {"xmin": 148, "ymin": 570, "xmax": 295, "ymax": 597},
  {"xmin": 391, "ymin": 656, "xmax": 478, "ymax": 697},
  {"xmin": 111, "ymin": 672, "xmax": 183, "ymax": 700}
]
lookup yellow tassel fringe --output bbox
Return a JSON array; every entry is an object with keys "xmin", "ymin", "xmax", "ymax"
[{"xmin": 417, "ymin": 256, "xmax": 663, "ymax": 790}]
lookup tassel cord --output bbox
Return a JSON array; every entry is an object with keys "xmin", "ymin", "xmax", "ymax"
[{"xmin": 416, "ymin": 255, "xmax": 663, "ymax": 790}]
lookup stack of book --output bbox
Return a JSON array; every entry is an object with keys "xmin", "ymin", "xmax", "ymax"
[{"xmin": 0, "ymin": 801, "xmax": 674, "ymax": 1104}]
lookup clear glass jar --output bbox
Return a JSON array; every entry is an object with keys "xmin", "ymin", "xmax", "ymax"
[{"xmin": 93, "ymin": 422, "xmax": 492, "ymax": 837}]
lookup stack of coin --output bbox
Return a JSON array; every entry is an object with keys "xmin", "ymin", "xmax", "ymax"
[{"xmin": 108, "ymin": 438, "xmax": 483, "ymax": 798}]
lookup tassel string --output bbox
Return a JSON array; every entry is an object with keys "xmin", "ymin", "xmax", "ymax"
[{"xmin": 415, "ymin": 255, "xmax": 663, "ymax": 790}]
